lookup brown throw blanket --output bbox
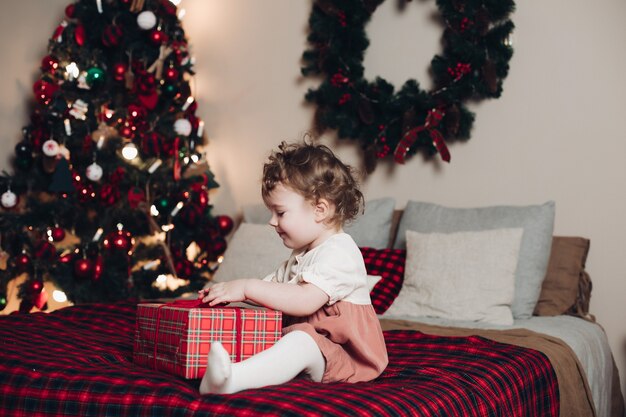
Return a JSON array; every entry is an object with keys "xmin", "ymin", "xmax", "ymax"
[{"xmin": 380, "ymin": 319, "xmax": 625, "ymax": 417}]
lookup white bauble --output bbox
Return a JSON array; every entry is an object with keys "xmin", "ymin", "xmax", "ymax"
[
  {"xmin": 173, "ymin": 119, "xmax": 192, "ymax": 136},
  {"xmin": 86, "ymin": 162, "xmax": 103, "ymax": 182},
  {"xmin": 1, "ymin": 190, "xmax": 17, "ymax": 209},
  {"xmin": 42, "ymin": 139, "xmax": 60, "ymax": 157},
  {"xmin": 137, "ymin": 11, "xmax": 157, "ymax": 30}
]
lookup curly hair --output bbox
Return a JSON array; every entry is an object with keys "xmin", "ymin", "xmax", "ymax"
[{"xmin": 262, "ymin": 141, "xmax": 364, "ymax": 226}]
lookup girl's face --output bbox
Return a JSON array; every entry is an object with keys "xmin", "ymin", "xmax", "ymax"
[{"xmin": 265, "ymin": 183, "xmax": 334, "ymax": 251}]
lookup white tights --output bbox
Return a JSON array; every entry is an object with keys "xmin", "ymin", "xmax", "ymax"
[{"xmin": 199, "ymin": 330, "xmax": 326, "ymax": 394}]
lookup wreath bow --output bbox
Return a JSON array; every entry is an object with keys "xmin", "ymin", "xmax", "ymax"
[{"xmin": 394, "ymin": 109, "xmax": 450, "ymax": 164}]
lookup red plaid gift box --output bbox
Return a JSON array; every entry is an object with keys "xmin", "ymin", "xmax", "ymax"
[{"xmin": 133, "ymin": 300, "xmax": 282, "ymax": 379}]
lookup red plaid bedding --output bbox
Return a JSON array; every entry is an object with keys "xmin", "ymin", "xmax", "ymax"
[{"xmin": 0, "ymin": 302, "xmax": 558, "ymax": 417}]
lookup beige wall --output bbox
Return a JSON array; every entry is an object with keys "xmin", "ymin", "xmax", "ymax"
[{"xmin": 2, "ymin": 0, "xmax": 625, "ymax": 399}]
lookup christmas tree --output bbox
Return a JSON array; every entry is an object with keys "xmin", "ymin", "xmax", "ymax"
[{"xmin": 0, "ymin": 0, "xmax": 232, "ymax": 313}]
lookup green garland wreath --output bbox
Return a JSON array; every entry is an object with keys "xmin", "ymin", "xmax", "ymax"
[{"xmin": 302, "ymin": 0, "xmax": 515, "ymax": 172}]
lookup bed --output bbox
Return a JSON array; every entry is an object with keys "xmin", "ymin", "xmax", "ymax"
[{"xmin": 0, "ymin": 199, "xmax": 623, "ymax": 417}]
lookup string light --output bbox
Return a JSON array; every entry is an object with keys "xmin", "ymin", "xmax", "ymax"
[
  {"xmin": 181, "ymin": 96, "xmax": 194, "ymax": 111},
  {"xmin": 121, "ymin": 143, "xmax": 138, "ymax": 160},
  {"xmin": 52, "ymin": 290, "xmax": 68, "ymax": 303}
]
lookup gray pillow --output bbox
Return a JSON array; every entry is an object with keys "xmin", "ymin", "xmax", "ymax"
[
  {"xmin": 393, "ymin": 201, "xmax": 555, "ymax": 319},
  {"xmin": 242, "ymin": 198, "xmax": 396, "ymax": 249},
  {"xmin": 210, "ymin": 223, "xmax": 291, "ymax": 284}
]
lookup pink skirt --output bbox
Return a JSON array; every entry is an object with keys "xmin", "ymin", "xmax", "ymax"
[{"xmin": 282, "ymin": 301, "xmax": 388, "ymax": 383}]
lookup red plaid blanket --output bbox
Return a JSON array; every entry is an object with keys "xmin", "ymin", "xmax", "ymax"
[{"xmin": 0, "ymin": 302, "xmax": 558, "ymax": 417}]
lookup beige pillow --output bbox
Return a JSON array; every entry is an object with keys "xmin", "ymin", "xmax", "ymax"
[
  {"xmin": 384, "ymin": 228, "xmax": 523, "ymax": 325},
  {"xmin": 209, "ymin": 223, "xmax": 291, "ymax": 285}
]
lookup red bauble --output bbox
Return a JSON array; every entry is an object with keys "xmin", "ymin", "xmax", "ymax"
[
  {"xmin": 127, "ymin": 186, "xmax": 146, "ymax": 209},
  {"xmin": 149, "ymin": 29, "xmax": 168, "ymax": 44},
  {"xmin": 102, "ymin": 24, "xmax": 123, "ymax": 47},
  {"xmin": 50, "ymin": 226, "xmax": 66, "ymax": 242},
  {"xmin": 75, "ymin": 24, "xmax": 86, "ymax": 46},
  {"xmin": 33, "ymin": 80, "xmax": 59, "ymax": 105},
  {"xmin": 196, "ymin": 189, "xmax": 209, "ymax": 207},
  {"xmin": 100, "ymin": 183, "xmax": 120, "ymax": 206},
  {"xmin": 58, "ymin": 252, "xmax": 75, "ymax": 263},
  {"xmin": 113, "ymin": 63, "xmax": 128, "ymax": 81},
  {"xmin": 174, "ymin": 258, "xmax": 194, "ymax": 278},
  {"xmin": 41, "ymin": 55, "xmax": 59, "ymax": 73},
  {"xmin": 103, "ymin": 229, "xmax": 134, "ymax": 252},
  {"xmin": 211, "ymin": 237, "xmax": 227, "ymax": 256},
  {"xmin": 164, "ymin": 66, "xmax": 179, "ymax": 82},
  {"xmin": 120, "ymin": 125, "xmax": 133, "ymax": 138},
  {"xmin": 216, "ymin": 215, "xmax": 234, "ymax": 235},
  {"xmin": 74, "ymin": 258, "xmax": 94, "ymax": 279},
  {"xmin": 65, "ymin": 3, "xmax": 76, "ymax": 18},
  {"xmin": 15, "ymin": 253, "xmax": 31, "ymax": 269}
]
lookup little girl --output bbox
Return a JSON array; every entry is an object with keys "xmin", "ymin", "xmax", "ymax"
[{"xmin": 197, "ymin": 141, "xmax": 388, "ymax": 394}]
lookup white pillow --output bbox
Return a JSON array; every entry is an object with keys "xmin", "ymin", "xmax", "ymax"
[
  {"xmin": 384, "ymin": 228, "xmax": 523, "ymax": 325},
  {"xmin": 210, "ymin": 223, "xmax": 291, "ymax": 285}
]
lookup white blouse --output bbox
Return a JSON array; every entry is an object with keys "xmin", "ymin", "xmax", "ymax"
[{"xmin": 263, "ymin": 233, "xmax": 371, "ymax": 305}]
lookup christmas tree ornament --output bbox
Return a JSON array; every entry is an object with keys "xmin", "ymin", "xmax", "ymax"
[
  {"xmin": 50, "ymin": 226, "xmax": 66, "ymax": 242},
  {"xmin": 86, "ymin": 67, "xmax": 105, "ymax": 87},
  {"xmin": 42, "ymin": 139, "xmax": 60, "ymax": 157},
  {"xmin": 1, "ymin": 188, "xmax": 18, "ymax": 209},
  {"xmin": 112, "ymin": 62, "xmax": 128, "ymax": 82},
  {"xmin": 15, "ymin": 252, "xmax": 31, "ymax": 270},
  {"xmin": 137, "ymin": 11, "xmax": 157, "ymax": 30},
  {"xmin": 41, "ymin": 55, "xmax": 59, "ymax": 73},
  {"xmin": 127, "ymin": 186, "xmax": 146, "ymax": 208},
  {"xmin": 164, "ymin": 66, "xmax": 179, "ymax": 82},
  {"xmin": 195, "ymin": 189, "xmax": 209, "ymax": 207},
  {"xmin": 65, "ymin": 3, "xmax": 75, "ymax": 18},
  {"xmin": 74, "ymin": 257, "xmax": 93, "ymax": 279},
  {"xmin": 15, "ymin": 141, "xmax": 33, "ymax": 159},
  {"xmin": 33, "ymin": 79, "xmax": 59, "ymax": 105},
  {"xmin": 173, "ymin": 118, "xmax": 192, "ymax": 136},
  {"xmin": 210, "ymin": 237, "xmax": 227, "ymax": 256},
  {"xmin": 103, "ymin": 227, "xmax": 134, "ymax": 253},
  {"xmin": 102, "ymin": 24, "xmax": 123, "ymax": 47},
  {"xmin": 216, "ymin": 215, "xmax": 234, "ymax": 235},
  {"xmin": 149, "ymin": 29, "xmax": 168, "ymax": 45},
  {"xmin": 74, "ymin": 24, "xmax": 86, "ymax": 46},
  {"xmin": 49, "ymin": 158, "xmax": 76, "ymax": 193},
  {"xmin": 69, "ymin": 99, "xmax": 89, "ymax": 120},
  {"xmin": 86, "ymin": 161, "xmax": 103, "ymax": 182}
]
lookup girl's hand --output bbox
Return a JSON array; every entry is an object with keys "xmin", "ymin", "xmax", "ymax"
[{"xmin": 199, "ymin": 280, "xmax": 247, "ymax": 306}]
